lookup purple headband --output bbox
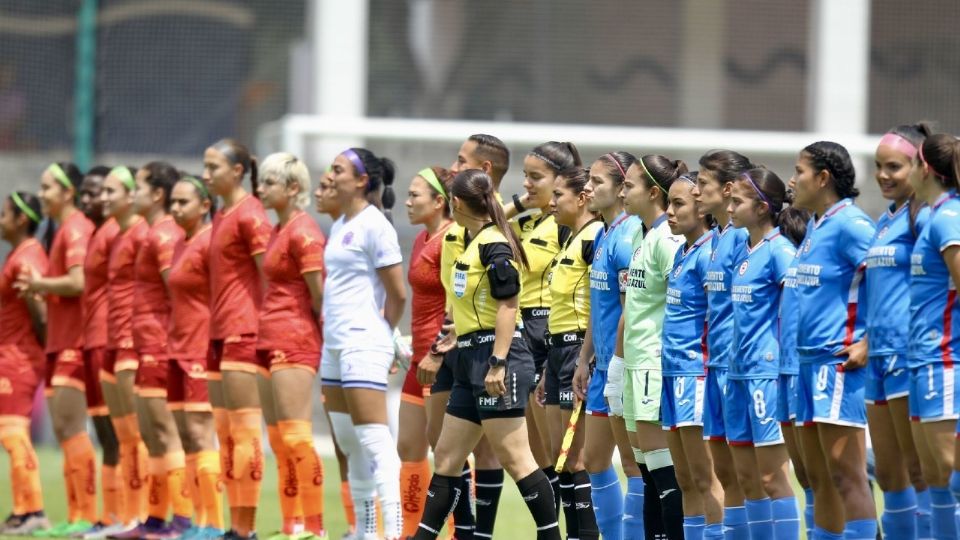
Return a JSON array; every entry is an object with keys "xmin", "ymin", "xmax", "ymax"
[
  {"xmin": 741, "ymin": 172, "xmax": 775, "ymax": 211},
  {"xmin": 341, "ymin": 149, "xmax": 367, "ymax": 177}
]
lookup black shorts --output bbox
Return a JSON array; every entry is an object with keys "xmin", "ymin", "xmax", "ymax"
[
  {"xmin": 544, "ymin": 337, "xmax": 582, "ymax": 410},
  {"xmin": 521, "ymin": 308, "xmax": 549, "ymax": 388},
  {"xmin": 431, "ymin": 348, "xmax": 458, "ymax": 394},
  {"xmin": 446, "ymin": 329, "xmax": 535, "ymax": 424}
]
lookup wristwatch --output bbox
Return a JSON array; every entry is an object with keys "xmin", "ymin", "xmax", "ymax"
[{"xmin": 488, "ymin": 355, "xmax": 507, "ymax": 368}]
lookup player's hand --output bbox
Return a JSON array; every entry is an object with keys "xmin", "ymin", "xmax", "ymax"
[
  {"xmin": 534, "ymin": 373, "xmax": 546, "ymax": 407},
  {"xmin": 604, "ymin": 354, "xmax": 626, "ymax": 417},
  {"xmin": 417, "ymin": 353, "xmax": 442, "ymax": 386},
  {"xmin": 572, "ymin": 360, "xmax": 591, "ymax": 401},
  {"xmin": 435, "ymin": 326, "xmax": 458, "ymax": 354},
  {"xmin": 14, "ymin": 264, "xmax": 41, "ymax": 297},
  {"xmin": 484, "ymin": 365, "xmax": 506, "ymax": 397},
  {"xmin": 836, "ymin": 339, "xmax": 868, "ymax": 370}
]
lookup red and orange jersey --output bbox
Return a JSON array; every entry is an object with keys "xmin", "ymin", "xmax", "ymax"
[
  {"xmin": 82, "ymin": 218, "xmax": 120, "ymax": 349},
  {"xmin": 46, "ymin": 211, "xmax": 95, "ymax": 353},
  {"xmin": 0, "ymin": 238, "xmax": 48, "ymax": 349},
  {"xmin": 209, "ymin": 194, "xmax": 271, "ymax": 339},
  {"xmin": 258, "ymin": 211, "xmax": 325, "ymax": 353},
  {"xmin": 167, "ymin": 224, "xmax": 212, "ymax": 358},
  {"xmin": 133, "ymin": 215, "xmax": 184, "ymax": 353},
  {"xmin": 106, "ymin": 217, "xmax": 148, "ymax": 350},
  {"xmin": 407, "ymin": 225, "xmax": 449, "ymax": 362}
]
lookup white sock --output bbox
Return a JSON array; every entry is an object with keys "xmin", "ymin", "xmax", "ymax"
[
  {"xmin": 329, "ymin": 412, "xmax": 377, "ymax": 536},
  {"xmin": 356, "ymin": 422, "xmax": 403, "ymax": 539}
]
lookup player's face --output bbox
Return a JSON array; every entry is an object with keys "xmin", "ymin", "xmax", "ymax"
[
  {"xmin": 587, "ymin": 161, "xmax": 619, "ymax": 213},
  {"xmin": 203, "ymin": 147, "xmax": 239, "ymax": 197},
  {"xmin": 316, "ymin": 174, "xmax": 341, "ymax": 217},
  {"xmin": 132, "ymin": 168, "xmax": 156, "ymax": 216},
  {"xmin": 451, "ymin": 140, "xmax": 484, "ymax": 174},
  {"xmin": 791, "ymin": 153, "xmax": 819, "ymax": 211},
  {"xmin": 170, "ymin": 181, "xmax": 208, "ymax": 231},
  {"xmin": 0, "ymin": 199, "xmax": 17, "ymax": 242},
  {"xmin": 874, "ymin": 144, "xmax": 915, "ymax": 205},
  {"xmin": 78, "ymin": 175, "xmax": 105, "ymax": 222},
  {"xmin": 666, "ymin": 181, "xmax": 701, "ymax": 237},
  {"xmin": 523, "ymin": 155, "xmax": 556, "ymax": 210},
  {"xmin": 100, "ymin": 174, "xmax": 133, "ymax": 219},
  {"xmin": 550, "ymin": 176, "xmax": 584, "ymax": 228},
  {"xmin": 38, "ymin": 170, "xmax": 72, "ymax": 218},
  {"xmin": 693, "ymin": 168, "xmax": 728, "ymax": 218},
  {"xmin": 621, "ymin": 162, "xmax": 656, "ymax": 217},
  {"xmin": 907, "ymin": 156, "xmax": 934, "ymax": 204},
  {"xmin": 728, "ymin": 181, "xmax": 765, "ymax": 229},
  {"xmin": 257, "ymin": 174, "xmax": 292, "ymax": 211},
  {"xmin": 406, "ymin": 174, "xmax": 444, "ymax": 226}
]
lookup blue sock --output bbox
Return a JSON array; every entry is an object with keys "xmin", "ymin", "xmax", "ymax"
[
  {"xmin": 950, "ymin": 471, "xmax": 960, "ymax": 505},
  {"xmin": 843, "ymin": 519, "xmax": 877, "ymax": 539},
  {"xmin": 743, "ymin": 498, "xmax": 773, "ymax": 538},
  {"xmin": 589, "ymin": 467, "xmax": 623, "ymax": 540},
  {"xmin": 931, "ymin": 487, "xmax": 957, "ymax": 540},
  {"xmin": 804, "ymin": 487, "xmax": 815, "ymax": 539},
  {"xmin": 815, "ymin": 526, "xmax": 843, "ymax": 539},
  {"xmin": 683, "ymin": 515, "xmax": 706, "ymax": 540},
  {"xmin": 704, "ymin": 521, "xmax": 724, "ymax": 538},
  {"xmin": 772, "ymin": 496, "xmax": 800, "ymax": 539},
  {"xmin": 881, "ymin": 487, "xmax": 917, "ymax": 539},
  {"xmin": 917, "ymin": 488, "xmax": 933, "ymax": 539},
  {"xmin": 723, "ymin": 505, "xmax": 749, "ymax": 539},
  {"xmin": 621, "ymin": 476, "xmax": 644, "ymax": 540}
]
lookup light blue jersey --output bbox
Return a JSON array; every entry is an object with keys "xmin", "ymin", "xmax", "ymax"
[
  {"xmin": 730, "ymin": 228, "xmax": 796, "ymax": 380},
  {"xmin": 866, "ymin": 202, "xmax": 930, "ymax": 358},
  {"xmin": 588, "ymin": 212, "xmax": 641, "ymax": 369},
  {"xmin": 780, "ymin": 257, "xmax": 801, "ymax": 375},
  {"xmin": 909, "ymin": 191, "xmax": 960, "ymax": 369},
  {"xmin": 662, "ymin": 229, "xmax": 713, "ymax": 376},
  {"xmin": 795, "ymin": 199, "xmax": 875, "ymax": 363},
  {"xmin": 703, "ymin": 223, "xmax": 749, "ymax": 368}
]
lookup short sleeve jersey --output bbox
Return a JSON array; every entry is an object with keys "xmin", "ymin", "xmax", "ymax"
[
  {"xmin": 167, "ymin": 225, "xmax": 212, "ymax": 358},
  {"xmin": 518, "ymin": 214, "xmax": 562, "ymax": 309},
  {"xmin": 0, "ymin": 239, "xmax": 47, "ymax": 349},
  {"xmin": 134, "ymin": 215, "xmax": 184, "ymax": 353},
  {"xmin": 866, "ymin": 202, "xmax": 929, "ymax": 358},
  {"xmin": 440, "ymin": 224, "xmax": 466, "ymax": 306},
  {"xmin": 322, "ymin": 205, "xmax": 402, "ymax": 349},
  {"xmin": 107, "ymin": 217, "xmax": 148, "ymax": 350},
  {"xmin": 730, "ymin": 229, "xmax": 796, "ymax": 380},
  {"xmin": 548, "ymin": 220, "xmax": 603, "ymax": 335},
  {"xmin": 795, "ymin": 199, "xmax": 875, "ymax": 362},
  {"xmin": 703, "ymin": 224, "xmax": 748, "ymax": 369},
  {"xmin": 451, "ymin": 224, "xmax": 521, "ymax": 336},
  {"xmin": 209, "ymin": 195, "xmax": 272, "ymax": 339},
  {"xmin": 82, "ymin": 218, "xmax": 119, "ymax": 349},
  {"xmin": 623, "ymin": 214, "xmax": 685, "ymax": 370},
  {"xmin": 409, "ymin": 223, "xmax": 451, "ymax": 362},
  {"xmin": 589, "ymin": 213, "xmax": 641, "ymax": 369},
  {"xmin": 909, "ymin": 191, "xmax": 960, "ymax": 368},
  {"xmin": 45, "ymin": 211, "xmax": 95, "ymax": 353},
  {"xmin": 779, "ymin": 257, "xmax": 801, "ymax": 375},
  {"xmin": 258, "ymin": 211, "xmax": 326, "ymax": 353},
  {"xmin": 662, "ymin": 229, "xmax": 714, "ymax": 376}
]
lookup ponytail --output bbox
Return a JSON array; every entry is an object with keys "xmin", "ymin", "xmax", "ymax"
[
  {"xmin": 249, "ymin": 156, "xmax": 259, "ymax": 199},
  {"xmin": 343, "ymin": 148, "xmax": 396, "ymax": 223},
  {"xmin": 778, "ymin": 186, "xmax": 810, "ymax": 247},
  {"xmin": 485, "ymin": 187, "xmax": 528, "ymax": 269}
]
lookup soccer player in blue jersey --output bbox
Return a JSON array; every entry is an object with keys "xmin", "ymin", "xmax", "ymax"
[
  {"xmin": 791, "ymin": 141, "xmax": 878, "ymax": 540},
  {"xmin": 726, "ymin": 168, "xmax": 807, "ymax": 539},
  {"xmin": 866, "ymin": 124, "xmax": 933, "ymax": 539},
  {"xmin": 907, "ymin": 133, "xmax": 960, "ymax": 538},
  {"xmin": 691, "ymin": 150, "xmax": 752, "ymax": 538},
  {"xmin": 660, "ymin": 176, "xmax": 721, "ymax": 539}
]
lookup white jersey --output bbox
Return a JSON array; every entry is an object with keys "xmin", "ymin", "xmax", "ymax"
[{"xmin": 322, "ymin": 205, "xmax": 403, "ymax": 349}]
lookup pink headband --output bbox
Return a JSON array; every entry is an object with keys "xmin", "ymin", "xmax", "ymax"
[
  {"xmin": 603, "ymin": 153, "xmax": 627, "ymax": 179},
  {"xmin": 878, "ymin": 133, "xmax": 918, "ymax": 159}
]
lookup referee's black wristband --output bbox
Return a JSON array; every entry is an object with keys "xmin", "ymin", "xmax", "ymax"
[{"xmin": 512, "ymin": 193, "xmax": 526, "ymax": 213}]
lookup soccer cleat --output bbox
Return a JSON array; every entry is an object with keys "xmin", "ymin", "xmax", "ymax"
[
  {"xmin": 59, "ymin": 520, "xmax": 97, "ymax": 537},
  {"xmin": 194, "ymin": 527, "xmax": 225, "ymax": 540},
  {"xmin": 6, "ymin": 513, "xmax": 52, "ymax": 536},
  {"xmin": 82, "ymin": 521, "xmax": 135, "ymax": 539}
]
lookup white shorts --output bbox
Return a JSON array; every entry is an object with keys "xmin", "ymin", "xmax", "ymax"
[{"xmin": 320, "ymin": 346, "xmax": 394, "ymax": 391}]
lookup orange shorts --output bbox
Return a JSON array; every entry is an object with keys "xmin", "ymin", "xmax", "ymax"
[
  {"xmin": 135, "ymin": 354, "xmax": 169, "ymax": 398},
  {"xmin": 257, "ymin": 349, "xmax": 319, "ymax": 375},
  {"xmin": 401, "ymin": 361, "xmax": 431, "ymax": 405},
  {"xmin": 0, "ymin": 345, "xmax": 42, "ymax": 418},
  {"xmin": 209, "ymin": 334, "xmax": 259, "ymax": 378},
  {"xmin": 100, "ymin": 348, "xmax": 140, "ymax": 382},
  {"xmin": 83, "ymin": 348, "xmax": 108, "ymax": 415},
  {"xmin": 46, "ymin": 348, "xmax": 85, "ymax": 396},
  {"xmin": 167, "ymin": 358, "xmax": 211, "ymax": 412}
]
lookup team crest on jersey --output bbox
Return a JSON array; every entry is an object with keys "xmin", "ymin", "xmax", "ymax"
[
  {"xmin": 618, "ymin": 269, "xmax": 629, "ymax": 290},
  {"xmin": 765, "ymin": 352, "xmax": 774, "ymax": 361},
  {"xmin": 738, "ymin": 260, "xmax": 749, "ymax": 275},
  {"xmin": 876, "ymin": 226, "xmax": 889, "ymax": 240},
  {"xmin": 342, "ymin": 231, "xmax": 354, "ymax": 246},
  {"xmin": 632, "ymin": 246, "xmax": 642, "ymax": 262},
  {"xmin": 595, "ymin": 246, "xmax": 603, "ymax": 259}
]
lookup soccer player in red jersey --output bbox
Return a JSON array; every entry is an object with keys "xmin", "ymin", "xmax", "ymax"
[
  {"xmin": 130, "ymin": 162, "xmax": 191, "ymax": 538},
  {"xmin": 0, "ymin": 191, "xmax": 50, "ymax": 534},
  {"xmin": 168, "ymin": 176, "xmax": 224, "ymax": 540},
  {"xmin": 399, "ymin": 166, "xmax": 454, "ymax": 536},
  {"xmin": 101, "ymin": 166, "xmax": 151, "ymax": 530},
  {"xmin": 16, "ymin": 163, "xmax": 98, "ymax": 535},
  {"xmin": 203, "ymin": 139, "xmax": 272, "ymax": 539},
  {"xmin": 256, "ymin": 153, "xmax": 328, "ymax": 539}
]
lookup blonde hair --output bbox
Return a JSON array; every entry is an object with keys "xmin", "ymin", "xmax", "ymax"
[{"xmin": 260, "ymin": 152, "xmax": 311, "ymax": 209}]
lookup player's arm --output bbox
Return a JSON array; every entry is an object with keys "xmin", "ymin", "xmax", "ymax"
[
  {"xmin": 17, "ymin": 264, "xmax": 84, "ymax": 297},
  {"xmin": 377, "ymin": 263, "xmax": 407, "ymax": 330}
]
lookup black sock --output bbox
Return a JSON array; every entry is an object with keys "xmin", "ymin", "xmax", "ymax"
[
  {"xmin": 638, "ymin": 464, "xmax": 666, "ymax": 540},
  {"xmin": 647, "ymin": 464, "xmax": 684, "ymax": 540},
  {"xmin": 516, "ymin": 470, "xmax": 562, "ymax": 540},
  {"xmin": 452, "ymin": 462, "xmax": 475, "ymax": 539},
  {"xmin": 543, "ymin": 466, "xmax": 561, "ymax": 514},
  {"xmin": 571, "ymin": 470, "xmax": 599, "ymax": 540},
  {"xmin": 558, "ymin": 471, "xmax": 579, "ymax": 538},
  {"xmin": 92, "ymin": 415, "xmax": 120, "ymax": 465},
  {"xmin": 414, "ymin": 474, "xmax": 462, "ymax": 540},
  {"xmin": 474, "ymin": 468, "xmax": 504, "ymax": 538}
]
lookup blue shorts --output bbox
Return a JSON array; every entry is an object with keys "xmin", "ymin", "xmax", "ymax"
[
  {"xmin": 585, "ymin": 366, "xmax": 609, "ymax": 416},
  {"xmin": 725, "ymin": 378, "xmax": 783, "ymax": 447},
  {"xmin": 661, "ymin": 375, "xmax": 705, "ymax": 430},
  {"xmin": 703, "ymin": 367, "xmax": 727, "ymax": 441},
  {"xmin": 908, "ymin": 364, "xmax": 959, "ymax": 422},
  {"xmin": 777, "ymin": 374, "xmax": 798, "ymax": 424},
  {"xmin": 795, "ymin": 362, "xmax": 867, "ymax": 428},
  {"xmin": 865, "ymin": 354, "xmax": 910, "ymax": 404}
]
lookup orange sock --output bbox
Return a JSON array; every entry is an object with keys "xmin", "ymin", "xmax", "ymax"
[
  {"xmin": 101, "ymin": 464, "xmax": 122, "ymax": 524},
  {"xmin": 212, "ymin": 407, "xmax": 238, "ymax": 525},
  {"xmin": 400, "ymin": 460, "xmax": 431, "ymax": 536},
  {"xmin": 165, "ymin": 451, "xmax": 192, "ymax": 519},
  {"xmin": 227, "ymin": 408, "xmax": 263, "ymax": 535},
  {"xmin": 268, "ymin": 425, "xmax": 303, "ymax": 534},
  {"xmin": 62, "ymin": 432, "xmax": 98, "ymax": 523},
  {"xmin": 196, "ymin": 450, "xmax": 224, "ymax": 531},
  {"xmin": 278, "ymin": 420, "xmax": 324, "ymax": 535},
  {"xmin": 186, "ymin": 454, "xmax": 205, "ymax": 526},
  {"xmin": 114, "ymin": 414, "xmax": 147, "ymax": 522},
  {"xmin": 0, "ymin": 424, "xmax": 44, "ymax": 514},
  {"xmin": 340, "ymin": 480, "xmax": 355, "ymax": 531},
  {"xmin": 147, "ymin": 457, "xmax": 170, "ymax": 520}
]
